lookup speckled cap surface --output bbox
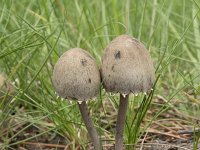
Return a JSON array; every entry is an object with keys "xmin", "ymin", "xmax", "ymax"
[
  {"xmin": 101, "ymin": 35, "xmax": 155, "ymax": 94},
  {"xmin": 52, "ymin": 48, "xmax": 101, "ymax": 101}
]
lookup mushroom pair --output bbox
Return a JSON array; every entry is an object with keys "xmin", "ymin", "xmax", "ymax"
[{"xmin": 52, "ymin": 35, "xmax": 155, "ymax": 150}]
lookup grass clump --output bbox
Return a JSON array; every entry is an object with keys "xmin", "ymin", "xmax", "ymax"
[{"xmin": 0, "ymin": 0, "xmax": 200, "ymax": 149}]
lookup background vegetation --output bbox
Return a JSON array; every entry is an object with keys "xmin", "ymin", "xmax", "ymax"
[{"xmin": 0, "ymin": 0, "xmax": 200, "ymax": 149}]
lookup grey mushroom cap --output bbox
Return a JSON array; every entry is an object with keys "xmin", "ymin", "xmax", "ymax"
[
  {"xmin": 52, "ymin": 48, "xmax": 101, "ymax": 101},
  {"xmin": 101, "ymin": 34, "xmax": 155, "ymax": 94}
]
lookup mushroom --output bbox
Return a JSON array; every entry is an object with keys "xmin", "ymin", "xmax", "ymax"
[
  {"xmin": 100, "ymin": 35, "xmax": 155, "ymax": 150},
  {"xmin": 52, "ymin": 48, "xmax": 101, "ymax": 150}
]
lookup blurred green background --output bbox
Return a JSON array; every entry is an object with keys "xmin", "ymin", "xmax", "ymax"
[{"xmin": 0, "ymin": 0, "xmax": 200, "ymax": 149}]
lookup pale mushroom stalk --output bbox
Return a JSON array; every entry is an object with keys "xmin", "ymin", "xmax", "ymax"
[
  {"xmin": 78, "ymin": 101, "xmax": 101, "ymax": 150},
  {"xmin": 115, "ymin": 94, "xmax": 129, "ymax": 150}
]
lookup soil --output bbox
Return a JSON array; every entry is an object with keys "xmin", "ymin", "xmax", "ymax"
[{"xmin": 1, "ymin": 123, "xmax": 199, "ymax": 150}]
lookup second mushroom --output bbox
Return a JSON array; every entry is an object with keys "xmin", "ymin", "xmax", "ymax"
[
  {"xmin": 100, "ymin": 35, "xmax": 155, "ymax": 150},
  {"xmin": 52, "ymin": 48, "xmax": 101, "ymax": 150}
]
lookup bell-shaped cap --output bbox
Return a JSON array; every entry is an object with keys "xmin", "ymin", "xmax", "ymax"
[
  {"xmin": 52, "ymin": 48, "xmax": 101, "ymax": 101},
  {"xmin": 101, "ymin": 35, "xmax": 155, "ymax": 94}
]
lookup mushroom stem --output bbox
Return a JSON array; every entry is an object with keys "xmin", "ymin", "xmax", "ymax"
[
  {"xmin": 78, "ymin": 101, "xmax": 101, "ymax": 150},
  {"xmin": 115, "ymin": 94, "xmax": 129, "ymax": 150}
]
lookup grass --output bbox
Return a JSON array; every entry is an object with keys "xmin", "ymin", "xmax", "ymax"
[{"xmin": 0, "ymin": 0, "xmax": 200, "ymax": 149}]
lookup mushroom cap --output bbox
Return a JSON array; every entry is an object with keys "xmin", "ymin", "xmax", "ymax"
[
  {"xmin": 101, "ymin": 35, "xmax": 155, "ymax": 94},
  {"xmin": 52, "ymin": 48, "xmax": 101, "ymax": 101}
]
